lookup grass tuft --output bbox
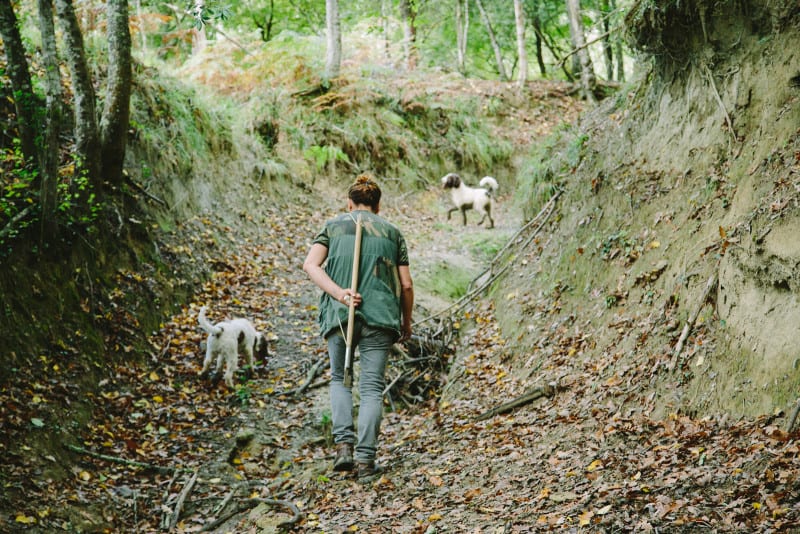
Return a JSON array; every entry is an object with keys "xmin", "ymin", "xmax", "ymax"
[
  {"xmin": 420, "ymin": 261, "xmax": 475, "ymax": 300},
  {"xmin": 515, "ymin": 124, "xmax": 585, "ymax": 220}
]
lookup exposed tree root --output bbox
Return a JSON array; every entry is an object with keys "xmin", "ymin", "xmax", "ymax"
[
  {"xmin": 63, "ymin": 443, "xmax": 183, "ymax": 475},
  {"xmin": 200, "ymin": 497, "xmax": 304, "ymax": 532},
  {"xmin": 165, "ymin": 470, "xmax": 198, "ymax": 530},
  {"xmin": 672, "ymin": 271, "xmax": 718, "ymax": 368}
]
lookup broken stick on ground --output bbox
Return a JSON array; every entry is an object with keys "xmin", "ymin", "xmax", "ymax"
[
  {"xmin": 167, "ymin": 470, "xmax": 198, "ymax": 531},
  {"xmin": 474, "ymin": 384, "xmax": 557, "ymax": 421}
]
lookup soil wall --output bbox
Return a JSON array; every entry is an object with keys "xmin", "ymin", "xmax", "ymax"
[{"xmin": 494, "ymin": 2, "xmax": 800, "ymax": 419}]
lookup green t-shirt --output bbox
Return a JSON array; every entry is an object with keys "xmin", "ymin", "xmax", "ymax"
[{"xmin": 312, "ymin": 210, "xmax": 409, "ymax": 339}]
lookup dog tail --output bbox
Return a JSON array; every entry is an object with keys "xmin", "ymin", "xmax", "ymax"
[
  {"xmin": 198, "ymin": 306, "xmax": 224, "ymax": 336},
  {"xmin": 479, "ymin": 176, "xmax": 499, "ymax": 194}
]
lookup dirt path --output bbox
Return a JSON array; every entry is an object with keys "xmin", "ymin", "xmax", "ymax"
[
  {"xmin": 192, "ymin": 187, "xmax": 797, "ymax": 533},
  {"xmin": 14, "ymin": 152, "xmax": 796, "ymax": 533},
  {"xmin": 11, "ymin": 171, "xmax": 799, "ymax": 533},
  {"xmin": 26, "ymin": 183, "xmax": 515, "ymax": 532}
]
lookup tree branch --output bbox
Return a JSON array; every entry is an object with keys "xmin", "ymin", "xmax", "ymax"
[
  {"xmin": 63, "ymin": 443, "xmax": 183, "ymax": 475},
  {"xmin": 125, "ymin": 173, "xmax": 167, "ymax": 206},
  {"xmin": 415, "ymin": 190, "xmax": 561, "ymax": 327},
  {"xmin": 0, "ymin": 205, "xmax": 35, "ymax": 241},
  {"xmin": 168, "ymin": 470, "xmax": 198, "ymax": 530},
  {"xmin": 474, "ymin": 384, "xmax": 557, "ymax": 421},
  {"xmin": 293, "ymin": 354, "xmax": 328, "ymax": 396},
  {"xmin": 557, "ymin": 24, "xmax": 622, "ymax": 69},
  {"xmin": 786, "ymin": 399, "xmax": 800, "ymax": 433}
]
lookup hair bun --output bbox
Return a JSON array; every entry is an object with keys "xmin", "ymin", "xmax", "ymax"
[{"xmin": 348, "ymin": 174, "xmax": 382, "ymax": 208}]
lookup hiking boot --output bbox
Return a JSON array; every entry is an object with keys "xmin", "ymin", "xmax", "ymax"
[
  {"xmin": 332, "ymin": 443, "xmax": 354, "ymax": 472},
  {"xmin": 356, "ymin": 460, "xmax": 380, "ymax": 481}
]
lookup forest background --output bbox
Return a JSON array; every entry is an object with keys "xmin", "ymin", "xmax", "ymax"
[{"xmin": 2, "ymin": 0, "xmax": 800, "ymax": 531}]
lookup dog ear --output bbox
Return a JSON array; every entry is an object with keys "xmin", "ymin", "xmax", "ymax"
[{"xmin": 255, "ymin": 337, "xmax": 269, "ymax": 358}]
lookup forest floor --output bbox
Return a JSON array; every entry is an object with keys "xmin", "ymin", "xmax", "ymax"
[{"xmin": 3, "ymin": 81, "xmax": 800, "ymax": 533}]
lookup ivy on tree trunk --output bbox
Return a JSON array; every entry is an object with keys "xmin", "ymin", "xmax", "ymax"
[
  {"xmin": 0, "ymin": 1, "xmax": 37, "ymax": 163},
  {"xmin": 37, "ymin": 0, "xmax": 62, "ymax": 237},
  {"xmin": 100, "ymin": 0, "xmax": 133, "ymax": 190},
  {"xmin": 55, "ymin": 0, "xmax": 101, "ymax": 183}
]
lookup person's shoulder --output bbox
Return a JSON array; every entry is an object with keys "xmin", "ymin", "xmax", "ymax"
[
  {"xmin": 329, "ymin": 212, "xmax": 351, "ymax": 223},
  {"xmin": 324, "ymin": 213, "xmax": 351, "ymax": 227},
  {"xmin": 371, "ymin": 213, "xmax": 402, "ymax": 233}
]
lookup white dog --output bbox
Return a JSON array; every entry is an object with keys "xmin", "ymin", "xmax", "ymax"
[
  {"xmin": 441, "ymin": 173, "xmax": 499, "ymax": 228},
  {"xmin": 198, "ymin": 306, "xmax": 269, "ymax": 388}
]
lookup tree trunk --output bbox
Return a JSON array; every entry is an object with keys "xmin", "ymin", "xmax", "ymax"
[
  {"xmin": 37, "ymin": 0, "xmax": 62, "ymax": 237},
  {"xmin": 513, "ymin": 0, "xmax": 527, "ymax": 87},
  {"xmin": 565, "ymin": 0, "xmax": 596, "ymax": 103},
  {"xmin": 381, "ymin": 0, "xmax": 391, "ymax": 61},
  {"xmin": 190, "ymin": 0, "xmax": 207, "ymax": 54},
  {"xmin": 134, "ymin": 0, "xmax": 148, "ymax": 51},
  {"xmin": 532, "ymin": 14, "xmax": 573, "ymax": 81},
  {"xmin": 99, "ymin": 0, "xmax": 132, "ymax": 190},
  {"xmin": 399, "ymin": 0, "xmax": 417, "ymax": 70},
  {"xmin": 612, "ymin": 0, "xmax": 624, "ymax": 82},
  {"xmin": 254, "ymin": 0, "xmax": 275, "ymax": 41},
  {"xmin": 265, "ymin": 0, "xmax": 275, "ymax": 41},
  {"xmin": 324, "ymin": 0, "xmax": 341, "ymax": 79},
  {"xmin": 531, "ymin": 15, "xmax": 546, "ymax": 77},
  {"xmin": 601, "ymin": 0, "xmax": 613, "ymax": 80},
  {"xmin": 55, "ymin": 0, "xmax": 101, "ymax": 182},
  {"xmin": 455, "ymin": 0, "xmax": 469, "ymax": 75},
  {"xmin": 0, "ymin": 0, "xmax": 38, "ymax": 163},
  {"xmin": 474, "ymin": 0, "xmax": 507, "ymax": 81}
]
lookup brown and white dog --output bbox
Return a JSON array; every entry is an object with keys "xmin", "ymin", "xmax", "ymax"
[
  {"xmin": 441, "ymin": 173, "xmax": 499, "ymax": 228},
  {"xmin": 198, "ymin": 306, "xmax": 269, "ymax": 388}
]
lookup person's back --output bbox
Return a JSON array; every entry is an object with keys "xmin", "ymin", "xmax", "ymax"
[
  {"xmin": 316, "ymin": 209, "xmax": 407, "ymax": 339},
  {"xmin": 303, "ymin": 174, "xmax": 413, "ymax": 480}
]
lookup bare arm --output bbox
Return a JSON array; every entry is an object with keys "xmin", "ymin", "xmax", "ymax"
[
  {"xmin": 303, "ymin": 243, "xmax": 362, "ymax": 306},
  {"xmin": 398, "ymin": 265, "xmax": 414, "ymax": 342}
]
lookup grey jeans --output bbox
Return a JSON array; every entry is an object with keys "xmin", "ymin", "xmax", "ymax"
[{"xmin": 327, "ymin": 323, "xmax": 394, "ymax": 462}]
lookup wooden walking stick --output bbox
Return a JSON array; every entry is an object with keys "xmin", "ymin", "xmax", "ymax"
[{"xmin": 344, "ymin": 214, "xmax": 363, "ymax": 388}]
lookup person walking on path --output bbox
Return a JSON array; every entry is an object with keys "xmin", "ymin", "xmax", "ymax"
[{"xmin": 303, "ymin": 174, "xmax": 414, "ymax": 480}]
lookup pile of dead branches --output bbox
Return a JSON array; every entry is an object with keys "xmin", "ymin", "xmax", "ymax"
[
  {"xmin": 273, "ymin": 318, "xmax": 455, "ymax": 404},
  {"xmin": 384, "ymin": 319, "xmax": 457, "ymax": 409}
]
